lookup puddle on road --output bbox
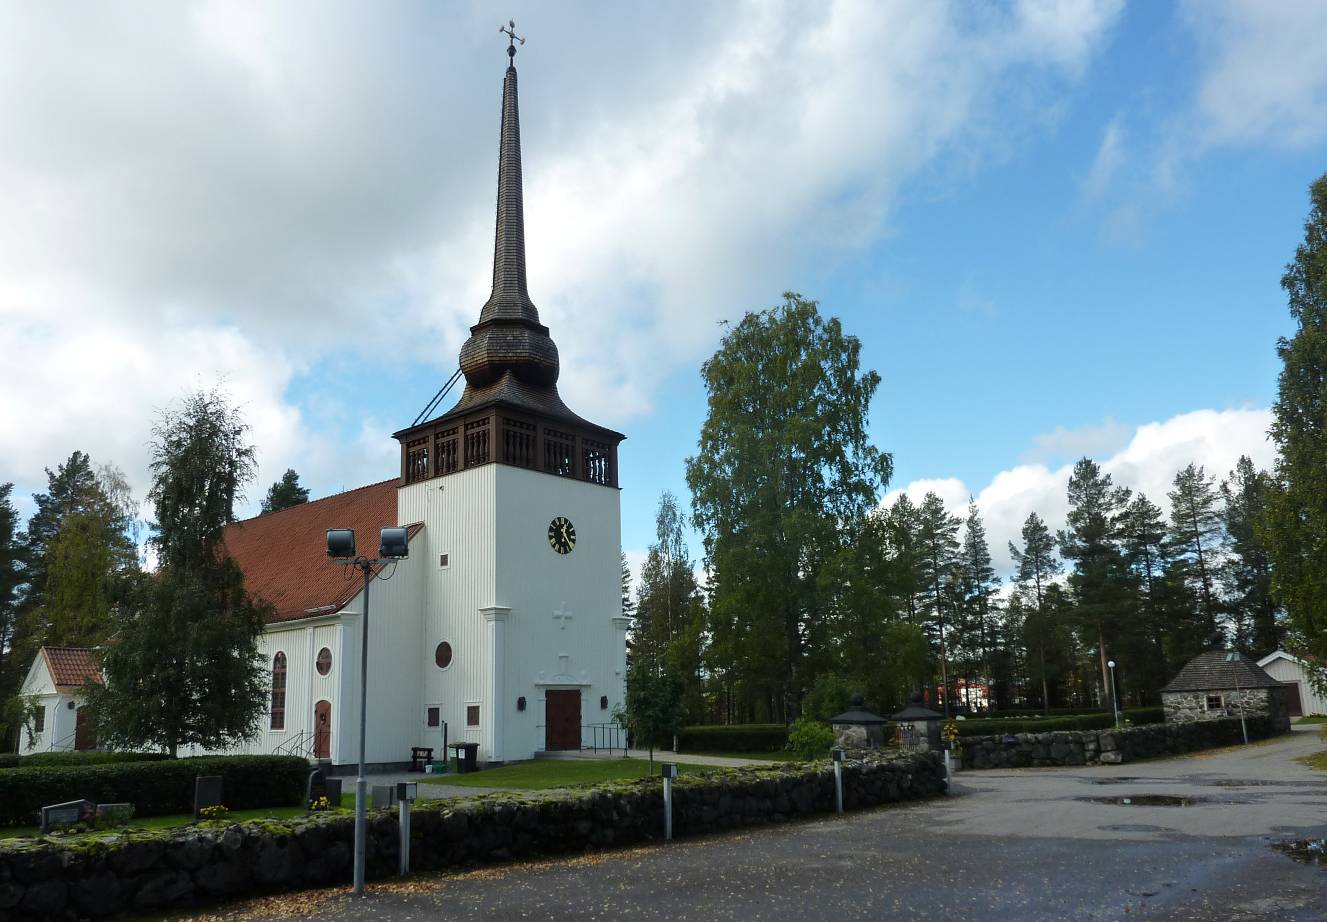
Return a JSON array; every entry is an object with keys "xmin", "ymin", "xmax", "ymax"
[
  {"xmin": 1088, "ymin": 777, "xmax": 1144, "ymax": 785},
  {"xmin": 1080, "ymin": 794, "xmax": 1247, "ymax": 807},
  {"xmin": 1272, "ymin": 838, "xmax": 1326, "ymax": 867}
]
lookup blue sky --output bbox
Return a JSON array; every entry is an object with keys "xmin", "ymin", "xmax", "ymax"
[{"xmin": 2, "ymin": 1, "xmax": 1325, "ymax": 578}]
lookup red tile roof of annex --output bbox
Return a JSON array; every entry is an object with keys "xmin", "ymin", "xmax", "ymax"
[
  {"xmin": 222, "ymin": 479, "xmax": 420, "ymax": 624},
  {"xmin": 41, "ymin": 646, "xmax": 103, "ymax": 690}
]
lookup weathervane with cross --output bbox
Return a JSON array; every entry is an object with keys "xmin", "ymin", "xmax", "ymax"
[{"xmin": 500, "ymin": 19, "xmax": 525, "ymax": 61}]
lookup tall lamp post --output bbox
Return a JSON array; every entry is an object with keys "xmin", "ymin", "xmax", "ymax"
[
  {"xmin": 1107, "ymin": 660, "xmax": 1120, "ymax": 728},
  {"xmin": 1225, "ymin": 651, "xmax": 1249, "ymax": 744},
  {"xmin": 328, "ymin": 527, "xmax": 409, "ymax": 897}
]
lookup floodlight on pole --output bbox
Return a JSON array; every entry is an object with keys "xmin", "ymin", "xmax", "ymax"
[{"xmin": 327, "ymin": 527, "xmax": 409, "ymax": 897}]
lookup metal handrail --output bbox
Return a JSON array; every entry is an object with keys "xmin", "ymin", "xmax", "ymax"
[{"xmin": 273, "ymin": 729, "xmax": 315, "ymax": 758}]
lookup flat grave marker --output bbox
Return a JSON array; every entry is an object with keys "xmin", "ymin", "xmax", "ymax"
[{"xmin": 40, "ymin": 799, "xmax": 93, "ymax": 834}]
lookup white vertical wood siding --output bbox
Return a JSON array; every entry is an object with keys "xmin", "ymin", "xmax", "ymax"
[
  {"xmin": 1262, "ymin": 655, "xmax": 1327, "ymax": 716},
  {"xmin": 399, "ymin": 466, "xmax": 497, "ymax": 759},
  {"xmin": 495, "ymin": 465, "xmax": 624, "ymax": 760}
]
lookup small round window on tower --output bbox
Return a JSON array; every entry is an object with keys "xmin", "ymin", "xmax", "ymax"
[
  {"xmin": 435, "ymin": 642, "xmax": 453, "ymax": 669},
  {"xmin": 316, "ymin": 647, "xmax": 332, "ymax": 676}
]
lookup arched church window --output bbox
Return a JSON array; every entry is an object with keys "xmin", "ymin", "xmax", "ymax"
[
  {"xmin": 435, "ymin": 642, "xmax": 453, "ymax": 669},
  {"xmin": 316, "ymin": 647, "xmax": 332, "ymax": 676},
  {"xmin": 270, "ymin": 652, "xmax": 287, "ymax": 730}
]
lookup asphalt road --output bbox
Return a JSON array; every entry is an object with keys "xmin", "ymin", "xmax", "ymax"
[{"xmin": 178, "ymin": 727, "xmax": 1327, "ymax": 922}]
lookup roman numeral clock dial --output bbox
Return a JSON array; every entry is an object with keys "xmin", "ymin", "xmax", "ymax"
[{"xmin": 548, "ymin": 516, "xmax": 576, "ymax": 555}]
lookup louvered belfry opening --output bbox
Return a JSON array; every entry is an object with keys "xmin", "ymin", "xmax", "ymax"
[{"xmin": 394, "ymin": 41, "xmax": 623, "ymax": 487}]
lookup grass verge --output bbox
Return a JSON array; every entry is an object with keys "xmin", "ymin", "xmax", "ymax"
[
  {"xmin": 0, "ymin": 794, "xmax": 354, "ymax": 840},
  {"xmin": 420, "ymin": 758, "xmax": 714, "ymax": 790}
]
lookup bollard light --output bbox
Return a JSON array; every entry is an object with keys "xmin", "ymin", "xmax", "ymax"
[
  {"xmin": 661, "ymin": 763, "xmax": 678, "ymax": 841},
  {"xmin": 396, "ymin": 782, "xmax": 417, "ymax": 876},
  {"xmin": 832, "ymin": 749, "xmax": 845, "ymax": 814}
]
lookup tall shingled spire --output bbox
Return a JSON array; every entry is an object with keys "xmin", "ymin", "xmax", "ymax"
[
  {"xmin": 395, "ymin": 23, "xmax": 622, "ymax": 480},
  {"xmin": 457, "ymin": 25, "xmax": 561, "ymax": 392}
]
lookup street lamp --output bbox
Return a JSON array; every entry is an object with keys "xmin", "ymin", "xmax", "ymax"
[
  {"xmin": 328, "ymin": 526, "xmax": 409, "ymax": 897},
  {"xmin": 1107, "ymin": 660, "xmax": 1120, "ymax": 728}
]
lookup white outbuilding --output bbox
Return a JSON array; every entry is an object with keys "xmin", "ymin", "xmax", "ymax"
[
  {"xmin": 1256, "ymin": 651, "xmax": 1327, "ymax": 717},
  {"xmin": 16, "ymin": 646, "xmax": 103, "ymax": 754}
]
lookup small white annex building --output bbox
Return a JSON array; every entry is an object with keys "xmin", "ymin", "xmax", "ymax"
[
  {"xmin": 16, "ymin": 646, "xmax": 102, "ymax": 754},
  {"xmin": 212, "ymin": 48, "xmax": 628, "ymax": 771},
  {"xmin": 1256, "ymin": 651, "xmax": 1327, "ymax": 717}
]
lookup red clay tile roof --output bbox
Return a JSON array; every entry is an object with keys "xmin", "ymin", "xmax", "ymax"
[
  {"xmin": 41, "ymin": 646, "xmax": 103, "ymax": 690},
  {"xmin": 222, "ymin": 479, "xmax": 420, "ymax": 624}
]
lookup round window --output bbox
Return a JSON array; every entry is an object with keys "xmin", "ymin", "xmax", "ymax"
[
  {"xmin": 316, "ymin": 647, "xmax": 332, "ymax": 676},
  {"xmin": 435, "ymin": 642, "xmax": 453, "ymax": 669}
]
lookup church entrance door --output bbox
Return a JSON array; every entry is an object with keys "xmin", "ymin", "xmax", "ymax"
[
  {"xmin": 545, "ymin": 690, "xmax": 581, "ymax": 751},
  {"xmin": 74, "ymin": 706, "xmax": 97, "ymax": 751},
  {"xmin": 314, "ymin": 700, "xmax": 332, "ymax": 760}
]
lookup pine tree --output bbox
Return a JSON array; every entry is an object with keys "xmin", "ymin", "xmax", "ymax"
[
  {"xmin": 1009, "ymin": 512, "xmax": 1060, "ymax": 709},
  {"xmin": 915, "ymin": 492, "xmax": 960, "ymax": 715},
  {"xmin": 1118, "ymin": 494, "xmax": 1174, "ymax": 696},
  {"xmin": 1221, "ymin": 456, "xmax": 1280, "ymax": 656},
  {"xmin": 1265, "ymin": 173, "xmax": 1327, "ymax": 672},
  {"xmin": 260, "ymin": 469, "xmax": 310, "ymax": 515},
  {"xmin": 1059, "ymin": 458, "xmax": 1130, "ymax": 713},
  {"xmin": 1167, "ymin": 463, "xmax": 1224, "ymax": 639},
  {"xmin": 88, "ymin": 388, "xmax": 270, "ymax": 756}
]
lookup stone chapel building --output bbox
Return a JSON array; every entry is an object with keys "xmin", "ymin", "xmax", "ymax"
[{"xmin": 211, "ymin": 47, "xmax": 629, "ymax": 770}]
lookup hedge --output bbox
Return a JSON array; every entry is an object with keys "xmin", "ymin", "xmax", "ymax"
[
  {"xmin": 955, "ymin": 713, "xmax": 1118, "ymax": 737},
  {"xmin": 0, "ymin": 755, "xmax": 308, "ymax": 827},
  {"xmin": 677, "ymin": 724, "xmax": 789, "ymax": 753},
  {"xmin": 0, "ymin": 750, "xmax": 170, "ymax": 771}
]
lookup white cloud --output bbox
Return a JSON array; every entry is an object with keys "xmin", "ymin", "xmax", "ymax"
[
  {"xmin": 884, "ymin": 407, "xmax": 1275, "ymax": 576},
  {"xmin": 0, "ymin": 2, "xmax": 1122, "ymax": 508},
  {"xmin": 1082, "ymin": 115, "xmax": 1127, "ymax": 203},
  {"xmin": 1022, "ymin": 416, "xmax": 1133, "ymax": 464},
  {"xmin": 1183, "ymin": 0, "xmax": 1327, "ymax": 149}
]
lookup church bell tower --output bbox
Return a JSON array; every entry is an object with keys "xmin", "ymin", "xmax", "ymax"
[{"xmin": 392, "ymin": 29, "xmax": 628, "ymax": 765}]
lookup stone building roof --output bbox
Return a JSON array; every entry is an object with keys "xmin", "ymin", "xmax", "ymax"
[
  {"xmin": 221, "ymin": 480, "xmax": 422, "ymax": 624},
  {"xmin": 1161, "ymin": 649, "xmax": 1282, "ymax": 693},
  {"xmin": 40, "ymin": 646, "xmax": 103, "ymax": 691}
]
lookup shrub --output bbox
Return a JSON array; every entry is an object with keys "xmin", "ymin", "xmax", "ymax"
[
  {"xmin": 1, "ymin": 751, "xmax": 170, "ymax": 771},
  {"xmin": 0, "ymin": 755, "xmax": 308, "ymax": 827},
  {"xmin": 954, "ymin": 713, "xmax": 1118, "ymax": 738},
  {"xmin": 785, "ymin": 717, "xmax": 835, "ymax": 759},
  {"xmin": 676, "ymin": 724, "xmax": 788, "ymax": 753},
  {"xmin": 1123, "ymin": 706, "xmax": 1164, "ymax": 724}
]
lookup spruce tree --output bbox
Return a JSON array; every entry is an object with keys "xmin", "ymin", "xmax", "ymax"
[
  {"xmin": 1264, "ymin": 174, "xmax": 1327, "ymax": 671},
  {"xmin": 1118, "ymin": 494, "xmax": 1174, "ymax": 695},
  {"xmin": 0, "ymin": 485, "xmax": 22, "ymax": 750},
  {"xmin": 89, "ymin": 389, "xmax": 270, "ymax": 756},
  {"xmin": 958, "ymin": 502, "xmax": 999, "ymax": 709}
]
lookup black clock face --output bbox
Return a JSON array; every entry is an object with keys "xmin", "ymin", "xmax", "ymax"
[{"xmin": 548, "ymin": 516, "xmax": 576, "ymax": 554}]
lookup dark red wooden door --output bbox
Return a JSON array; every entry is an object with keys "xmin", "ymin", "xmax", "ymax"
[
  {"xmin": 74, "ymin": 707, "xmax": 97, "ymax": 751},
  {"xmin": 314, "ymin": 700, "xmax": 332, "ymax": 759},
  {"xmin": 1279, "ymin": 682, "xmax": 1303, "ymax": 718},
  {"xmin": 545, "ymin": 691, "xmax": 581, "ymax": 751}
]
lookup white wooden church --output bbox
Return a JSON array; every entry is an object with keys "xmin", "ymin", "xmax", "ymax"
[
  {"xmin": 216, "ymin": 48, "xmax": 629, "ymax": 770},
  {"xmin": 17, "ymin": 44, "xmax": 628, "ymax": 769}
]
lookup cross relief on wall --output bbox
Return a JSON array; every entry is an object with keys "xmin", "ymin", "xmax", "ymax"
[{"xmin": 552, "ymin": 603, "xmax": 574, "ymax": 630}]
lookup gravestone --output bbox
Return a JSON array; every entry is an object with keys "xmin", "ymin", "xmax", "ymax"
[
  {"xmin": 40, "ymin": 799, "xmax": 93, "ymax": 834},
  {"xmin": 194, "ymin": 775, "xmax": 223, "ymax": 820},
  {"xmin": 371, "ymin": 784, "xmax": 397, "ymax": 810},
  {"xmin": 305, "ymin": 768, "xmax": 326, "ymax": 806},
  {"xmin": 325, "ymin": 777, "xmax": 343, "ymax": 805},
  {"xmin": 95, "ymin": 803, "xmax": 135, "ymax": 826}
]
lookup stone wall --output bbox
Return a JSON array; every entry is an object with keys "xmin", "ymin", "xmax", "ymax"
[
  {"xmin": 1161, "ymin": 688, "xmax": 1288, "ymax": 729},
  {"xmin": 0, "ymin": 753, "xmax": 945, "ymax": 921},
  {"xmin": 960, "ymin": 716, "xmax": 1282, "ymax": 770}
]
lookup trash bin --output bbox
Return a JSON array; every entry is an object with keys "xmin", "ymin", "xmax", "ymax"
[{"xmin": 450, "ymin": 742, "xmax": 480, "ymax": 774}]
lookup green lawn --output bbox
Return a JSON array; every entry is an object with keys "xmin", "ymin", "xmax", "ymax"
[
  {"xmin": 421, "ymin": 758, "xmax": 714, "ymax": 790},
  {"xmin": 1296, "ymin": 750, "xmax": 1327, "ymax": 770},
  {"xmin": 1294, "ymin": 715, "xmax": 1327, "ymax": 724},
  {"xmin": 0, "ymin": 794, "xmax": 355, "ymax": 840}
]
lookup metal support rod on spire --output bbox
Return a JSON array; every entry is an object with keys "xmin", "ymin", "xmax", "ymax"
[{"xmin": 500, "ymin": 19, "xmax": 525, "ymax": 60}]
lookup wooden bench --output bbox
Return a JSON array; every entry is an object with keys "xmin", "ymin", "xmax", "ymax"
[{"xmin": 409, "ymin": 746, "xmax": 434, "ymax": 772}]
